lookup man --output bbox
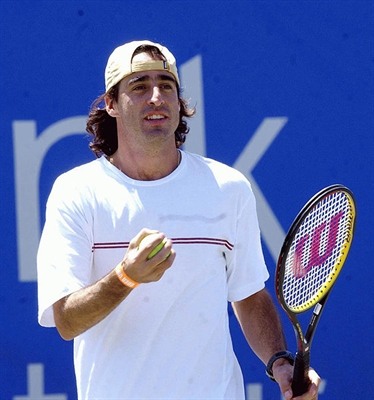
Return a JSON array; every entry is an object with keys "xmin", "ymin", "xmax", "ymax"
[{"xmin": 38, "ymin": 40, "xmax": 320, "ymax": 399}]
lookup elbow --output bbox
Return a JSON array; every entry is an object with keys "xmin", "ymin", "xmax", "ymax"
[
  {"xmin": 55, "ymin": 324, "xmax": 76, "ymax": 341},
  {"xmin": 54, "ymin": 313, "xmax": 78, "ymax": 341},
  {"xmin": 53, "ymin": 297, "xmax": 78, "ymax": 341}
]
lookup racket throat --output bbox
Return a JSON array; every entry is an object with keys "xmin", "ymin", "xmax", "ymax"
[{"xmin": 304, "ymin": 302, "xmax": 322, "ymax": 342}]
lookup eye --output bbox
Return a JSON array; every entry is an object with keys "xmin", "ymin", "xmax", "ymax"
[
  {"xmin": 160, "ymin": 83, "xmax": 175, "ymax": 91},
  {"xmin": 132, "ymin": 84, "xmax": 147, "ymax": 92}
]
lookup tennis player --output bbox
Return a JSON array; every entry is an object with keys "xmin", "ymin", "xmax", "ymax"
[{"xmin": 37, "ymin": 40, "xmax": 320, "ymax": 400}]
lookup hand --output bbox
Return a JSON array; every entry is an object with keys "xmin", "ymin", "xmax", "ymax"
[
  {"xmin": 121, "ymin": 228, "xmax": 176, "ymax": 284},
  {"xmin": 273, "ymin": 361, "xmax": 321, "ymax": 399}
]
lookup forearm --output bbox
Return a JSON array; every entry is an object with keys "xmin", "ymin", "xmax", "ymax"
[
  {"xmin": 232, "ymin": 288, "xmax": 287, "ymax": 365},
  {"xmin": 53, "ymin": 268, "xmax": 132, "ymax": 340},
  {"xmin": 53, "ymin": 229, "xmax": 176, "ymax": 341}
]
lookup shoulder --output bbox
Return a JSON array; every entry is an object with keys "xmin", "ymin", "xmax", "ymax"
[
  {"xmin": 47, "ymin": 158, "xmax": 106, "ymax": 206},
  {"xmin": 52, "ymin": 157, "xmax": 106, "ymax": 189},
  {"xmin": 183, "ymin": 151, "xmax": 252, "ymax": 189}
]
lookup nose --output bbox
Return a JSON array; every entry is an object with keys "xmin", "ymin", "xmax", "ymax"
[{"xmin": 148, "ymin": 87, "xmax": 164, "ymax": 107}]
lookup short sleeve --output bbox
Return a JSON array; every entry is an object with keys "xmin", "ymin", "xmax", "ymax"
[
  {"xmin": 225, "ymin": 182, "xmax": 269, "ymax": 302},
  {"xmin": 37, "ymin": 173, "xmax": 93, "ymax": 327}
]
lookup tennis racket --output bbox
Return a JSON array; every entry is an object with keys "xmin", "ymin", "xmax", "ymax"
[{"xmin": 276, "ymin": 184, "xmax": 356, "ymax": 396}]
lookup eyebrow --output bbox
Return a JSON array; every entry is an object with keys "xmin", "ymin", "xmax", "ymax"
[{"xmin": 127, "ymin": 74, "xmax": 177, "ymax": 86}]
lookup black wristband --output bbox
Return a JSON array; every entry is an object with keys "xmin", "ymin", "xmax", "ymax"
[{"xmin": 265, "ymin": 350, "xmax": 295, "ymax": 382}]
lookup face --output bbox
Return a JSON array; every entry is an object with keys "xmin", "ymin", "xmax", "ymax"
[{"xmin": 106, "ymin": 52, "xmax": 180, "ymax": 149}]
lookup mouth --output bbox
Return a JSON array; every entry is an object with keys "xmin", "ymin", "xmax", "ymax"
[{"xmin": 145, "ymin": 114, "xmax": 166, "ymax": 121}]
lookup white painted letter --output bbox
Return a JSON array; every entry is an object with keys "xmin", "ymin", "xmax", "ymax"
[{"xmin": 13, "ymin": 116, "xmax": 87, "ymax": 281}]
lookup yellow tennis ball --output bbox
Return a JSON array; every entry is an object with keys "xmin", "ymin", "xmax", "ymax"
[{"xmin": 139, "ymin": 233, "xmax": 169, "ymax": 259}]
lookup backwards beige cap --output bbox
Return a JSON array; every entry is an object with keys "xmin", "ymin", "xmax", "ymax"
[{"xmin": 105, "ymin": 40, "xmax": 180, "ymax": 93}]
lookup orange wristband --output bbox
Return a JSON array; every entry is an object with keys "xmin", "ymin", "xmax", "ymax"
[{"xmin": 115, "ymin": 263, "xmax": 140, "ymax": 289}]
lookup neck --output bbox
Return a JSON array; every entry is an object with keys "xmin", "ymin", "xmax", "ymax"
[{"xmin": 108, "ymin": 149, "xmax": 181, "ymax": 181}]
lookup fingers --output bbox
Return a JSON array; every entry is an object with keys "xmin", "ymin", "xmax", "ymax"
[
  {"xmin": 129, "ymin": 228, "xmax": 159, "ymax": 249},
  {"xmin": 123, "ymin": 229, "xmax": 176, "ymax": 284},
  {"xmin": 299, "ymin": 369, "xmax": 320, "ymax": 400},
  {"xmin": 273, "ymin": 363, "xmax": 320, "ymax": 400},
  {"xmin": 290, "ymin": 385, "xmax": 318, "ymax": 400},
  {"xmin": 283, "ymin": 368, "xmax": 320, "ymax": 400}
]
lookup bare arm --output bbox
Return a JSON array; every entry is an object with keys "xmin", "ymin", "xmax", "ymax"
[
  {"xmin": 232, "ymin": 288, "xmax": 287, "ymax": 365},
  {"xmin": 53, "ymin": 229, "xmax": 175, "ymax": 340},
  {"xmin": 232, "ymin": 288, "xmax": 320, "ymax": 399}
]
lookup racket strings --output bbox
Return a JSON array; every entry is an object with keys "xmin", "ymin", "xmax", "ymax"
[{"xmin": 282, "ymin": 191, "xmax": 353, "ymax": 311}]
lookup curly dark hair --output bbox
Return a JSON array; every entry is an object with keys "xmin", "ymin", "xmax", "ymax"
[{"xmin": 86, "ymin": 45, "xmax": 195, "ymax": 157}]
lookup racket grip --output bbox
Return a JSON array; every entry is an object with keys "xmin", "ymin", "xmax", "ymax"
[{"xmin": 291, "ymin": 350, "xmax": 310, "ymax": 397}]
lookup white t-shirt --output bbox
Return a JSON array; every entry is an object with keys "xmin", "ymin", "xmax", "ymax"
[{"xmin": 38, "ymin": 151, "xmax": 269, "ymax": 400}]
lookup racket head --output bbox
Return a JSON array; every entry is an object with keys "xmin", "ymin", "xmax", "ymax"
[{"xmin": 276, "ymin": 184, "xmax": 356, "ymax": 315}]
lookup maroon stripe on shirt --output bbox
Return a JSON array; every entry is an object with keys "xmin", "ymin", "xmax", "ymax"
[{"xmin": 92, "ymin": 237, "xmax": 234, "ymax": 252}]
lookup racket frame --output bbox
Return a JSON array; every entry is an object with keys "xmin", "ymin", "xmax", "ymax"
[{"xmin": 275, "ymin": 184, "xmax": 356, "ymax": 396}]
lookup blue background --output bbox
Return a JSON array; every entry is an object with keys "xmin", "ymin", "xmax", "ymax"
[{"xmin": 1, "ymin": 1, "xmax": 373, "ymax": 399}]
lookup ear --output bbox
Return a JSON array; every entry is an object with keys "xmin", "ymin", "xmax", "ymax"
[{"xmin": 105, "ymin": 95, "xmax": 119, "ymax": 117}]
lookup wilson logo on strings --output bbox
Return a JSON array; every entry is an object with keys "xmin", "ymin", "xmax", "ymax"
[{"xmin": 292, "ymin": 211, "xmax": 345, "ymax": 278}]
